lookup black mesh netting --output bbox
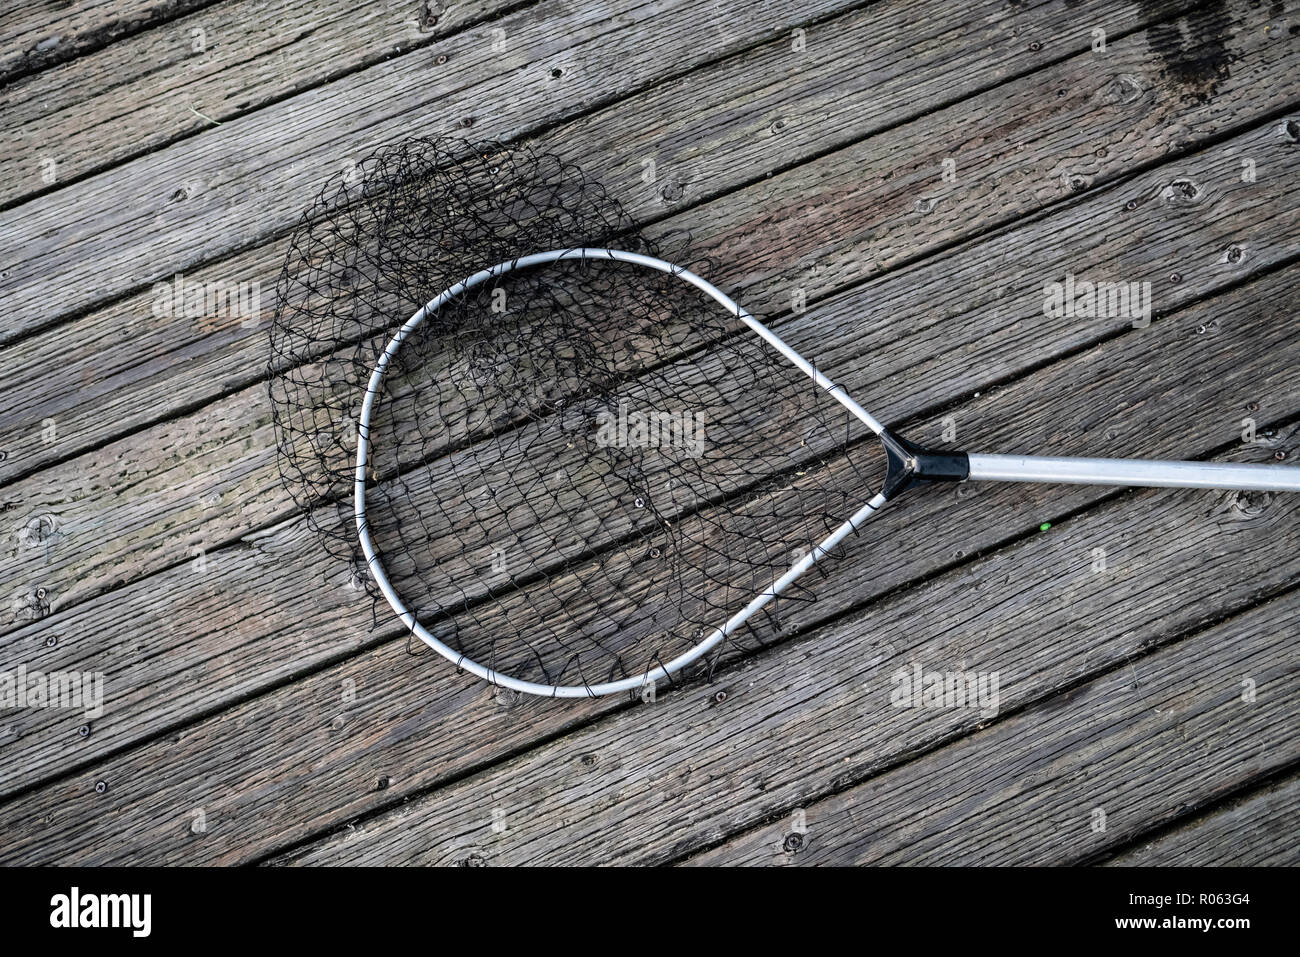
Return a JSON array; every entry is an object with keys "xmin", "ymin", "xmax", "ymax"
[{"xmin": 269, "ymin": 136, "xmax": 885, "ymax": 694}]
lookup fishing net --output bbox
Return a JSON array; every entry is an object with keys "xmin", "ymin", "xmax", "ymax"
[{"xmin": 269, "ymin": 136, "xmax": 886, "ymax": 695}]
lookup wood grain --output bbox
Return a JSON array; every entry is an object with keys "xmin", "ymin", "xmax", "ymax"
[
  {"xmin": 267, "ymin": 491, "xmax": 1300, "ymax": 865},
  {"xmin": 4, "ymin": 113, "xmax": 1295, "ymax": 635},
  {"xmin": 1106, "ymin": 771, "xmax": 1300, "ymax": 866},
  {"xmin": 0, "ymin": 0, "xmax": 215, "ymax": 83},
  {"xmin": 684, "ymin": 590, "xmax": 1300, "ymax": 866},
  {"xmin": 0, "ymin": 0, "xmax": 865, "ymax": 340},
  {"xmin": 1, "ymin": 263, "xmax": 1293, "ymax": 862},
  {"xmin": 4, "ymin": 1, "xmax": 1293, "ymax": 485},
  {"xmin": 0, "ymin": 0, "xmax": 1204, "ymax": 343},
  {"xmin": 0, "ymin": 0, "xmax": 538, "ymax": 207},
  {"xmin": 1, "ymin": 0, "xmax": 1294, "ymax": 868}
]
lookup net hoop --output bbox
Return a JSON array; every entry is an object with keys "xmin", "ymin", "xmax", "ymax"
[{"xmin": 355, "ymin": 247, "xmax": 887, "ymax": 697}]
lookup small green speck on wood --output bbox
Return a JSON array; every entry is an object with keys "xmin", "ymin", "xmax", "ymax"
[{"xmin": 1039, "ymin": 522, "xmax": 1052, "ymax": 532}]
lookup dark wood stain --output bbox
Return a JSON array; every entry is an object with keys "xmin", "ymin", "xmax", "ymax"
[{"xmin": 1143, "ymin": 0, "xmax": 1235, "ymax": 103}]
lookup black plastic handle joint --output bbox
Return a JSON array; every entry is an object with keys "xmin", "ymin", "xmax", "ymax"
[{"xmin": 880, "ymin": 429, "xmax": 970, "ymax": 500}]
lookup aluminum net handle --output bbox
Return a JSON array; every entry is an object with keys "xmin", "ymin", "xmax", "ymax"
[{"xmin": 354, "ymin": 248, "xmax": 888, "ymax": 697}]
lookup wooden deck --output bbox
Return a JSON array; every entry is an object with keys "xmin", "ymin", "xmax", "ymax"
[{"xmin": 0, "ymin": 0, "xmax": 1297, "ymax": 866}]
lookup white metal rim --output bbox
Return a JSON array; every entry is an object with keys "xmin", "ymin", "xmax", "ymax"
[{"xmin": 354, "ymin": 247, "xmax": 885, "ymax": 697}]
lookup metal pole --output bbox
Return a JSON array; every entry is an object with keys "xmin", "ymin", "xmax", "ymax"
[{"xmin": 966, "ymin": 453, "xmax": 1300, "ymax": 492}]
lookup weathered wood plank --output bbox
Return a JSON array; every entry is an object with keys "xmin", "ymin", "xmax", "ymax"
[
  {"xmin": 1, "ymin": 0, "xmax": 1290, "ymax": 875},
  {"xmin": 0, "ymin": 0, "xmax": 526, "ymax": 207},
  {"xmin": 0, "ymin": 0, "xmax": 215, "ymax": 83},
  {"xmin": 1105, "ymin": 771, "xmax": 1300, "ymax": 866},
  {"xmin": 1, "ymin": 115, "xmax": 1295, "ymax": 810},
  {"xmin": 269, "ymin": 491, "xmax": 1300, "ymax": 866},
  {"xmin": 2, "ymin": 0, "xmax": 1293, "ymax": 487},
  {"xmin": 0, "ymin": 0, "xmax": 858, "ymax": 341},
  {"xmin": 684, "ymin": 593, "xmax": 1300, "ymax": 866},
  {"xmin": 0, "ymin": 0, "xmax": 1203, "ymax": 343},
  {"xmin": 1, "ymin": 262, "xmax": 1293, "ymax": 862},
  {"xmin": 3, "ymin": 114, "xmax": 1295, "ymax": 634},
  {"xmin": 4, "ymin": 263, "xmax": 1293, "ymax": 804}
]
